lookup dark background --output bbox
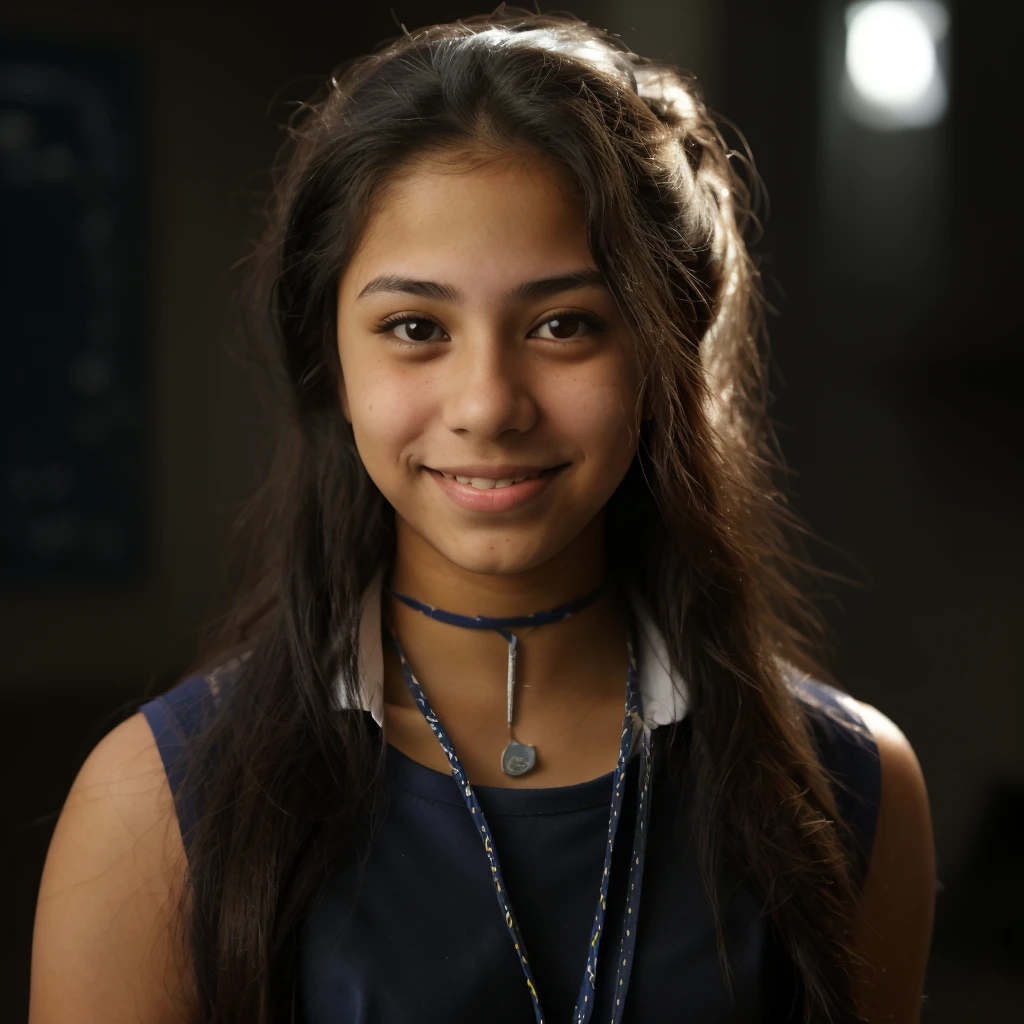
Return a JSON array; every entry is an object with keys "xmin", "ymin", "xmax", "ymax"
[{"xmin": 2, "ymin": 0, "xmax": 1020, "ymax": 1018}]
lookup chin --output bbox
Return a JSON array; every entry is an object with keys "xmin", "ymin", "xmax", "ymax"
[
  {"xmin": 424, "ymin": 526, "xmax": 567, "ymax": 577},
  {"xmin": 438, "ymin": 543, "xmax": 553, "ymax": 577}
]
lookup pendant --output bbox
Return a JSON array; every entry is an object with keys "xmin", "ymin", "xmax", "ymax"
[
  {"xmin": 501, "ymin": 740, "xmax": 537, "ymax": 776},
  {"xmin": 501, "ymin": 635, "xmax": 536, "ymax": 775}
]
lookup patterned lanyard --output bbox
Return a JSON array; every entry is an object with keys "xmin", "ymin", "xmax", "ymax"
[{"xmin": 383, "ymin": 584, "xmax": 655, "ymax": 1024}]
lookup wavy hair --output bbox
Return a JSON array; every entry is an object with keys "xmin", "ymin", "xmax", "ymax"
[{"xmin": 172, "ymin": 6, "xmax": 866, "ymax": 1021}]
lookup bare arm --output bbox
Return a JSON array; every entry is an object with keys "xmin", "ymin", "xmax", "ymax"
[
  {"xmin": 29, "ymin": 712, "xmax": 198, "ymax": 1023},
  {"xmin": 849, "ymin": 700, "xmax": 936, "ymax": 1023}
]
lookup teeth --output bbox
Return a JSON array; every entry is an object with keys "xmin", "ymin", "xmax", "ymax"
[
  {"xmin": 442, "ymin": 471, "xmax": 545, "ymax": 488},
  {"xmin": 450, "ymin": 475, "xmax": 526, "ymax": 489}
]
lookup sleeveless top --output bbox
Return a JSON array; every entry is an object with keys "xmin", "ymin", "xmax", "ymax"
[{"xmin": 138, "ymin": 645, "xmax": 881, "ymax": 1022}]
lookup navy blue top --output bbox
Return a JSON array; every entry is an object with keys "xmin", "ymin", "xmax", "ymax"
[{"xmin": 138, "ymin": 670, "xmax": 881, "ymax": 1023}]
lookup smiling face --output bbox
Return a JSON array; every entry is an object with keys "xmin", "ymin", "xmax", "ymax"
[{"xmin": 335, "ymin": 149, "xmax": 642, "ymax": 578}]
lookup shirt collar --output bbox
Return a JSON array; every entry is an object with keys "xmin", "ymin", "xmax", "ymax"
[{"xmin": 337, "ymin": 565, "xmax": 689, "ymax": 728}]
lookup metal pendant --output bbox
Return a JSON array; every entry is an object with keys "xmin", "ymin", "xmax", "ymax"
[
  {"xmin": 501, "ymin": 740, "xmax": 537, "ymax": 777},
  {"xmin": 501, "ymin": 634, "xmax": 537, "ymax": 775}
]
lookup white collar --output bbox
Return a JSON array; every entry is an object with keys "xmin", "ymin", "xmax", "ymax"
[{"xmin": 337, "ymin": 565, "xmax": 689, "ymax": 728}]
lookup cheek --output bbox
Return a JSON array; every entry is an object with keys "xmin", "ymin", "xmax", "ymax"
[
  {"xmin": 346, "ymin": 364, "xmax": 432, "ymax": 471},
  {"xmin": 545, "ymin": 370, "xmax": 638, "ymax": 469}
]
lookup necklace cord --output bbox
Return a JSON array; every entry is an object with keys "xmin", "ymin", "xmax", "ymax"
[
  {"xmin": 385, "ymin": 577, "xmax": 611, "ymax": 747},
  {"xmin": 384, "ymin": 576, "xmax": 609, "ymax": 630}
]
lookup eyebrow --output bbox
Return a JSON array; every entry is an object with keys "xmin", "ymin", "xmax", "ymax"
[{"xmin": 355, "ymin": 267, "xmax": 608, "ymax": 304}]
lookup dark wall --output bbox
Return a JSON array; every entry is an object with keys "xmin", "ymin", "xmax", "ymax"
[
  {"xmin": 3, "ymin": 0, "xmax": 1019, "ymax": 1017},
  {"xmin": 705, "ymin": 0, "xmax": 1022, "ymax": 1008}
]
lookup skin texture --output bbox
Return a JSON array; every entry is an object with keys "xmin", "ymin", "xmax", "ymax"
[
  {"xmin": 29, "ymin": 712, "xmax": 197, "ymax": 1023},
  {"xmin": 849, "ymin": 701, "xmax": 936, "ymax": 1022},
  {"xmin": 336, "ymin": 151, "xmax": 643, "ymax": 582},
  {"xmin": 335, "ymin": 151, "xmax": 644, "ymax": 788},
  {"xmin": 29, "ymin": 149, "xmax": 935, "ymax": 1023}
]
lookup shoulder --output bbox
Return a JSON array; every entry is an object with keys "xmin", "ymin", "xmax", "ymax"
[
  {"xmin": 792, "ymin": 677, "xmax": 932, "ymax": 879},
  {"xmin": 846, "ymin": 698, "xmax": 936, "ymax": 1021},
  {"xmin": 789, "ymin": 676, "xmax": 936, "ymax": 1020},
  {"xmin": 135, "ymin": 661, "xmax": 244, "ymax": 858},
  {"xmin": 831, "ymin": 691, "xmax": 934, "ymax": 895},
  {"xmin": 30, "ymin": 711, "xmax": 197, "ymax": 1023},
  {"xmin": 138, "ymin": 671, "xmax": 229, "ymax": 784},
  {"xmin": 787, "ymin": 675, "xmax": 885, "ymax": 885},
  {"xmin": 849, "ymin": 698, "xmax": 931, "ymax": 829}
]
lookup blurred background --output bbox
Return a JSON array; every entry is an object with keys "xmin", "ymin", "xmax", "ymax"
[{"xmin": 1, "ymin": 0, "xmax": 1019, "ymax": 1017}]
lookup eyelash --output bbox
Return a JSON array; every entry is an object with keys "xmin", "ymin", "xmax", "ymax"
[{"xmin": 372, "ymin": 310, "xmax": 609, "ymax": 348}]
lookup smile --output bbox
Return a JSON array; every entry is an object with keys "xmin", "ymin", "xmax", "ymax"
[
  {"xmin": 436, "ymin": 472, "xmax": 539, "ymax": 490},
  {"xmin": 424, "ymin": 465, "xmax": 567, "ymax": 511}
]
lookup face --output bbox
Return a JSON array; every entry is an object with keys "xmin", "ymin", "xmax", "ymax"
[{"xmin": 335, "ymin": 150, "xmax": 642, "ymax": 576}]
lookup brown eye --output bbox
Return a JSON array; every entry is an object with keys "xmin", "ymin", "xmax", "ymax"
[
  {"xmin": 547, "ymin": 316, "xmax": 582, "ymax": 340},
  {"xmin": 533, "ymin": 313, "xmax": 605, "ymax": 341},
  {"xmin": 395, "ymin": 318, "xmax": 444, "ymax": 343},
  {"xmin": 376, "ymin": 316, "xmax": 447, "ymax": 344}
]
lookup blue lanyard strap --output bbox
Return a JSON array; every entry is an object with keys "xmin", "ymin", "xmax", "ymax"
[{"xmin": 384, "ymin": 613, "xmax": 654, "ymax": 1024}]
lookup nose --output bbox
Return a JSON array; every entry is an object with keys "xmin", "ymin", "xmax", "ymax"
[{"xmin": 441, "ymin": 333, "xmax": 538, "ymax": 439}]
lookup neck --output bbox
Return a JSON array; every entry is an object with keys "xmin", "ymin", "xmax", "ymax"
[
  {"xmin": 380, "ymin": 516, "xmax": 635, "ymax": 786},
  {"xmin": 383, "ymin": 514, "xmax": 630, "ymax": 717}
]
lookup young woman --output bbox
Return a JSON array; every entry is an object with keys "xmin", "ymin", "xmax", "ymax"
[{"xmin": 29, "ymin": 7, "xmax": 935, "ymax": 1023}]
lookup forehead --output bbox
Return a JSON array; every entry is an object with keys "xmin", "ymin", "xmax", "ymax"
[{"xmin": 340, "ymin": 152, "xmax": 593, "ymax": 303}]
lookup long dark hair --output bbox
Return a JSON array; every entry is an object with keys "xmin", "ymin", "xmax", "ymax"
[{"xmin": 172, "ymin": 6, "xmax": 866, "ymax": 1021}]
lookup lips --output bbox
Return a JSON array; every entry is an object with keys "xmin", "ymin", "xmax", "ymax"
[
  {"xmin": 425, "ymin": 464, "xmax": 566, "ymax": 512},
  {"xmin": 435, "ymin": 465, "xmax": 567, "ymax": 490}
]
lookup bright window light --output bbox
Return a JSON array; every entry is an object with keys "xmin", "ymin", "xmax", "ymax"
[
  {"xmin": 843, "ymin": 1, "xmax": 949, "ymax": 130},
  {"xmin": 848, "ymin": 3, "xmax": 934, "ymax": 105}
]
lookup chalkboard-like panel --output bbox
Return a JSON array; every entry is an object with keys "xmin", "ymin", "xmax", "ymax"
[{"xmin": 0, "ymin": 37, "xmax": 147, "ymax": 586}]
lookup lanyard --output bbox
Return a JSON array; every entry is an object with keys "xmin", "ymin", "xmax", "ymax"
[{"xmin": 383, "ymin": 591, "xmax": 654, "ymax": 1024}]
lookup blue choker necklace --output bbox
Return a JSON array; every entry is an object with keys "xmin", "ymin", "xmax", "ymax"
[{"xmin": 384, "ymin": 577, "xmax": 609, "ymax": 776}]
